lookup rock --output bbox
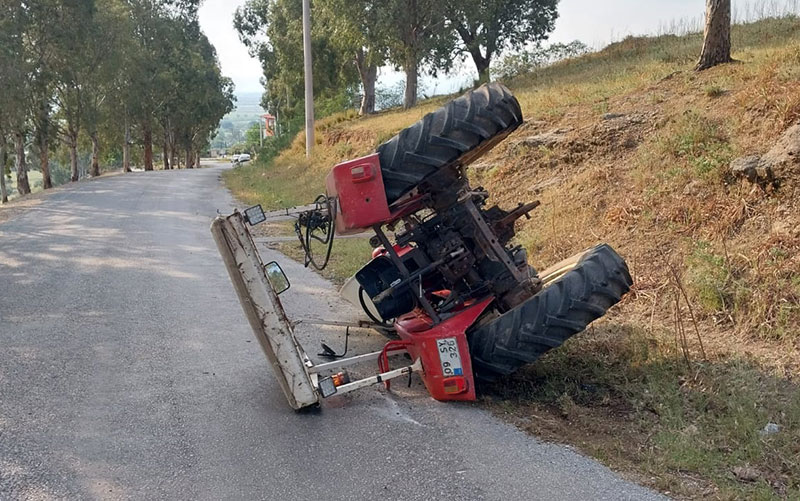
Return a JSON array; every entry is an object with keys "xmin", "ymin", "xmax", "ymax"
[
  {"xmin": 524, "ymin": 120, "xmax": 549, "ymax": 131},
  {"xmin": 512, "ymin": 129, "xmax": 569, "ymax": 150},
  {"xmin": 761, "ymin": 123, "xmax": 800, "ymax": 179},
  {"xmin": 730, "ymin": 155, "xmax": 762, "ymax": 183},
  {"xmin": 732, "ymin": 466, "xmax": 760, "ymax": 482},
  {"xmin": 759, "ymin": 422, "xmax": 781, "ymax": 436},
  {"xmin": 602, "ymin": 113, "xmax": 625, "ymax": 120}
]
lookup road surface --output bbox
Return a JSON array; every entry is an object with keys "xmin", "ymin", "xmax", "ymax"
[{"xmin": 0, "ymin": 164, "xmax": 664, "ymax": 500}]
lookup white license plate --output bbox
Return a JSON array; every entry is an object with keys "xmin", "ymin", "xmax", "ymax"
[{"xmin": 437, "ymin": 337, "xmax": 463, "ymax": 377}]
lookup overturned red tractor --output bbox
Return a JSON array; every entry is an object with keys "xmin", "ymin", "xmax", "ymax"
[
  {"xmin": 214, "ymin": 83, "xmax": 632, "ymax": 408},
  {"xmin": 320, "ymin": 83, "xmax": 630, "ymax": 395}
]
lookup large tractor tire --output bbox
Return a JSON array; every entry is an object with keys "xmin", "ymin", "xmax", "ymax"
[
  {"xmin": 467, "ymin": 244, "xmax": 633, "ymax": 382},
  {"xmin": 377, "ymin": 83, "xmax": 523, "ymax": 204}
]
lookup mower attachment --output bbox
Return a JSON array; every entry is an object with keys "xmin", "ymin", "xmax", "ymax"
[
  {"xmin": 211, "ymin": 211, "xmax": 319, "ymax": 410},
  {"xmin": 211, "ymin": 210, "xmax": 427, "ymax": 410}
]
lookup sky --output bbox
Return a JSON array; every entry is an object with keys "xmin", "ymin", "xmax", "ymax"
[{"xmin": 198, "ymin": 0, "xmax": 796, "ymax": 95}]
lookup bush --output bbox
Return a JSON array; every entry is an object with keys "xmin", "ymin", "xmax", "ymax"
[{"xmin": 493, "ymin": 41, "xmax": 592, "ymax": 80}]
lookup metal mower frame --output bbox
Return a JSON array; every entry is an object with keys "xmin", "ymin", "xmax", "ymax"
[{"xmin": 211, "ymin": 210, "xmax": 426, "ymax": 410}]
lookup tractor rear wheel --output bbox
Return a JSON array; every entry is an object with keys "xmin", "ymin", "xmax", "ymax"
[
  {"xmin": 467, "ymin": 244, "xmax": 632, "ymax": 382},
  {"xmin": 376, "ymin": 83, "xmax": 523, "ymax": 205}
]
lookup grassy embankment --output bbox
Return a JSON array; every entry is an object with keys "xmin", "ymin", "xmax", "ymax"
[{"xmin": 224, "ymin": 17, "xmax": 800, "ymax": 499}]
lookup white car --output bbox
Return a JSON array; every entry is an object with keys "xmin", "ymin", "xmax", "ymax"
[{"xmin": 237, "ymin": 153, "xmax": 251, "ymax": 163}]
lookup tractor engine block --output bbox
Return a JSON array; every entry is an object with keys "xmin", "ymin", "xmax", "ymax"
[{"xmin": 357, "ymin": 180, "xmax": 541, "ymax": 321}]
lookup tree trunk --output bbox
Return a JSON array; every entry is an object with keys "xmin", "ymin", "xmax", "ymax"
[
  {"xmin": 472, "ymin": 53, "xmax": 491, "ymax": 84},
  {"xmin": 185, "ymin": 148, "xmax": 193, "ymax": 169},
  {"xmin": 194, "ymin": 150, "xmax": 200, "ymax": 168},
  {"xmin": 143, "ymin": 120, "xmax": 153, "ymax": 171},
  {"xmin": 696, "ymin": 0, "xmax": 733, "ymax": 71},
  {"xmin": 355, "ymin": 50, "xmax": 377, "ymax": 115},
  {"xmin": 404, "ymin": 53, "xmax": 418, "ymax": 109},
  {"xmin": 0, "ymin": 136, "xmax": 8, "ymax": 203},
  {"xmin": 456, "ymin": 24, "xmax": 492, "ymax": 85},
  {"xmin": 162, "ymin": 134, "xmax": 170, "ymax": 170},
  {"xmin": 69, "ymin": 135, "xmax": 79, "ymax": 182},
  {"xmin": 14, "ymin": 131, "xmax": 30, "ymax": 195},
  {"xmin": 39, "ymin": 133, "xmax": 52, "ymax": 189},
  {"xmin": 123, "ymin": 120, "xmax": 131, "ymax": 173},
  {"xmin": 90, "ymin": 132, "xmax": 100, "ymax": 177},
  {"xmin": 36, "ymin": 107, "xmax": 53, "ymax": 189}
]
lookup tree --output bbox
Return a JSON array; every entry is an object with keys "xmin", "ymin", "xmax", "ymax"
[
  {"xmin": 0, "ymin": 134, "xmax": 8, "ymax": 203},
  {"xmin": 696, "ymin": 0, "xmax": 733, "ymax": 71},
  {"xmin": 382, "ymin": 0, "xmax": 455, "ymax": 108},
  {"xmin": 82, "ymin": 0, "xmax": 126, "ymax": 177},
  {"xmin": 235, "ymin": 0, "xmax": 358, "ymax": 122},
  {"xmin": 51, "ymin": 0, "xmax": 96, "ymax": 182},
  {"xmin": 25, "ymin": 0, "xmax": 61, "ymax": 190},
  {"xmin": 318, "ymin": 0, "xmax": 387, "ymax": 115},
  {"xmin": 0, "ymin": 0, "xmax": 31, "ymax": 194},
  {"xmin": 446, "ymin": 0, "xmax": 558, "ymax": 84}
]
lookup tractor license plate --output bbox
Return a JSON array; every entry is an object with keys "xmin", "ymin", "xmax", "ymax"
[{"xmin": 437, "ymin": 337, "xmax": 463, "ymax": 377}]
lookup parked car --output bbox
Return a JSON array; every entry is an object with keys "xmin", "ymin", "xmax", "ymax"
[
  {"xmin": 230, "ymin": 154, "xmax": 241, "ymax": 163},
  {"xmin": 235, "ymin": 153, "xmax": 251, "ymax": 164}
]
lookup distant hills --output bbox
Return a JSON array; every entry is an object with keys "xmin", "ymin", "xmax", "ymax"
[{"xmin": 211, "ymin": 91, "xmax": 265, "ymax": 150}]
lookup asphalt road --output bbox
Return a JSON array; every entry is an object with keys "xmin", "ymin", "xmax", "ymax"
[{"xmin": 0, "ymin": 164, "xmax": 665, "ymax": 500}]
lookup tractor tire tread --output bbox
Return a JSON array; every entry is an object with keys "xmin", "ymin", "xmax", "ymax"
[
  {"xmin": 377, "ymin": 83, "xmax": 523, "ymax": 204},
  {"xmin": 467, "ymin": 244, "xmax": 632, "ymax": 382}
]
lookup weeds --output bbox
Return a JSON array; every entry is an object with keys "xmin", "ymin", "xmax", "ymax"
[{"xmin": 705, "ymin": 85, "xmax": 727, "ymax": 97}]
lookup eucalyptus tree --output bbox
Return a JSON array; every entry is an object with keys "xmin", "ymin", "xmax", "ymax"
[
  {"xmin": 0, "ymin": 2, "xmax": 21, "ymax": 199},
  {"xmin": 445, "ymin": 0, "xmax": 558, "ymax": 84},
  {"xmin": 82, "ymin": 0, "xmax": 131, "ymax": 177},
  {"xmin": 697, "ymin": 0, "xmax": 732, "ymax": 70},
  {"xmin": 0, "ymin": 1, "xmax": 31, "ymax": 194},
  {"xmin": 317, "ymin": 0, "xmax": 387, "ymax": 115},
  {"xmin": 382, "ymin": 0, "xmax": 455, "ymax": 108},
  {"xmin": 127, "ymin": 0, "xmax": 171, "ymax": 171},
  {"xmin": 23, "ymin": 0, "xmax": 64, "ymax": 189},
  {"xmin": 50, "ymin": 0, "xmax": 96, "ymax": 182},
  {"xmin": 0, "ymin": 135, "xmax": 8, "ymax": 203},
  {"xmin": 171, "ymin": 28, "xmax": 235, "ymax": 168},
  {"xmin": 235, "ymin": 0, "xmax": 358, "ymax": 122}
]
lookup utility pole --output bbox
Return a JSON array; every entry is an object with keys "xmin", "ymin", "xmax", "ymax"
[{"xmin": 302, "ymin": 0, "xmax": 314, "ymax": 158}]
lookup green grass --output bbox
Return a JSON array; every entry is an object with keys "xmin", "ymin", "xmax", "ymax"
[{"xmin": 274, "ymin": 237, "xmax": 373, "ymax": 285}]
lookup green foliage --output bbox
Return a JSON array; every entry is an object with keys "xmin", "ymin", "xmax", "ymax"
[
  {"xmin": 446, "ymin": 0, "xmax": 559, "ymax": 82},
  {"xmin": 0, "ymin": 0, "xmax": 233, "ymax": 187},
  {"xmin": 234, "ymin": 0, "xmax": 359, "ymax": 123},
  {"xmin": 705, "ymin": 84, "xmax": 727, "ymax": 97},
  {"xmin": 687, "ymin": 241, "xmax": 732, "ymax": 313},
  {"xmin": 493, "ymin": 40, "xmax": 592, "ymax": 80},
  {"xmin": 670, "ymin": 112, "xmax": 733, "ymax": 179}
]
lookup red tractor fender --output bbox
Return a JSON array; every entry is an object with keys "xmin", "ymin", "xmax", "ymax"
[{"xmin": 393, "ymin": 297, "xmax": 494, "ymax": 402}]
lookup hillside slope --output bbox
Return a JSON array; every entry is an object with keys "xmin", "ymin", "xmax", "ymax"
[{"xmin": 224, "ymin": 18, "xmax": 800, "ymax": 499}]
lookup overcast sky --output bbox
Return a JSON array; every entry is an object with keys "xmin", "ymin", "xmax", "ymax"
[{"xmin": 198, "ymin": 0, "xmax": 794, "ymax": 94}]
